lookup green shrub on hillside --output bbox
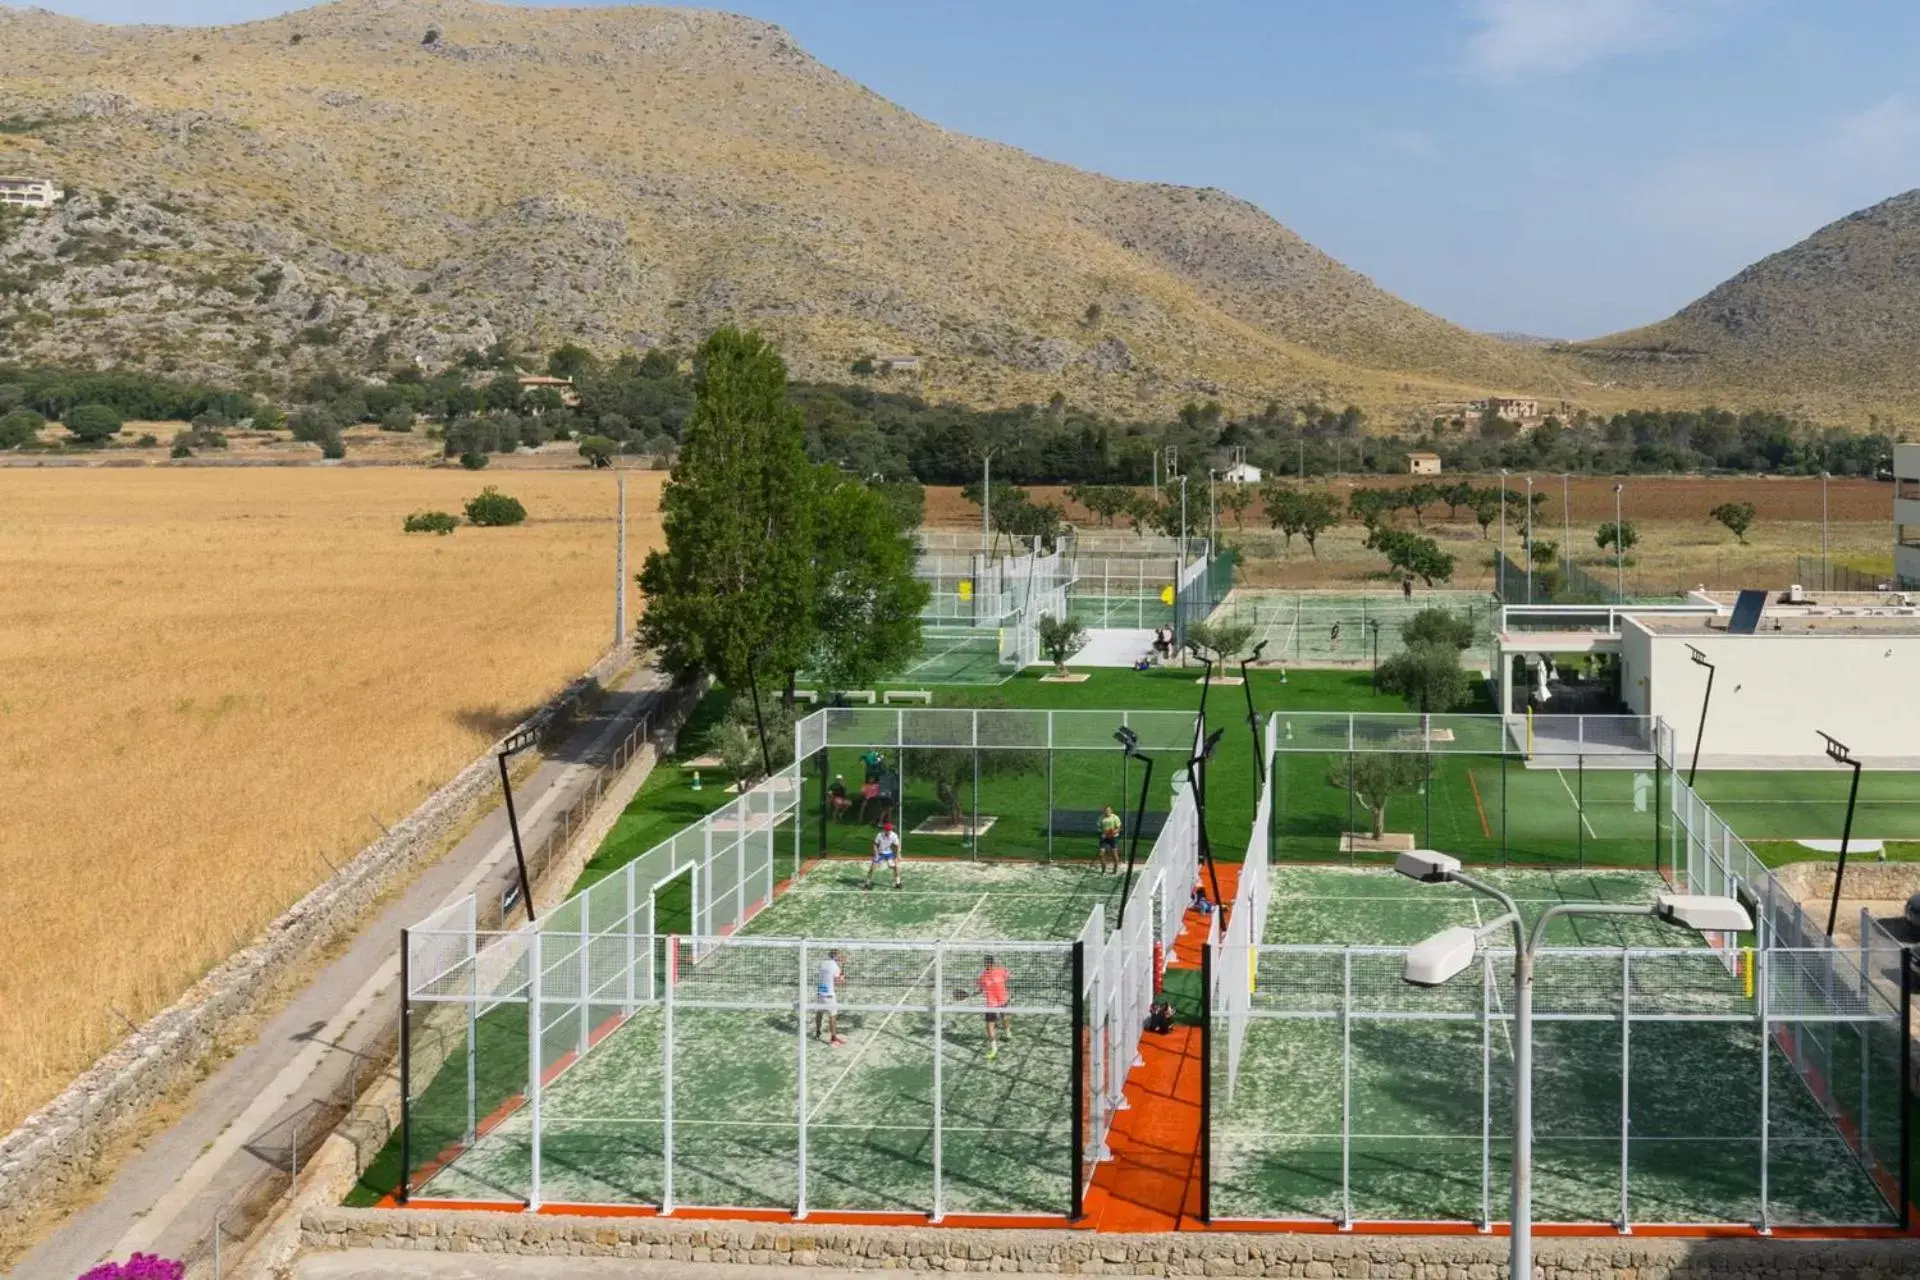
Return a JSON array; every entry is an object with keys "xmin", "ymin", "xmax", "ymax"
[
  {"xmin": 64, "ymin": 403, "xmax": 122, "ymax": 443},
  {"xmin": 404, "ymin": 510, "xmax": 458, "ymax": 535}
]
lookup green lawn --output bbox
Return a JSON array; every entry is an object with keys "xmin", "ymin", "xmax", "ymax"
[{"xmin": 1690, "ymin": 770, "xmax": 1920, "ymax": 842}]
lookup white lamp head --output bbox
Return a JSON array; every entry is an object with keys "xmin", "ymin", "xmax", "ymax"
[
  {"xmin": 1404, "ymin": 926, "xmax": 1479, "ymax": 987},
  {"xmin": 1394, "ymin": 850, "xmax": 1462, "ymax": 884},
  {"xmin": 1656, "ymin": 893, "xmax": 1752, "ymax": 934}
]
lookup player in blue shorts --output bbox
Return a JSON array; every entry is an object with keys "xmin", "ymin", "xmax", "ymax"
[{"xmin": 864, "ymin": 818, "xmax": 903, "ymax": 891}]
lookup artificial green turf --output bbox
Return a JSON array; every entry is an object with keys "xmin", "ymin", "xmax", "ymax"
[
  {"xmin": 1691, "ymin": 770, "xmax": 1920, "ymax": 842},
  {"xmin": 399, "ymin": 861, "xmax": 1117, "ymax": 1214}
]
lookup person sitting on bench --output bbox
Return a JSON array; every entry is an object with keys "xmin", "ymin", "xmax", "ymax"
[
  {"xmin": 1189, "ymin": 882, "xmax": 1215, "ymax": 916},
  {"xmin": 827, "ymin": 774, "xmax": 851, "ymax": 820}
]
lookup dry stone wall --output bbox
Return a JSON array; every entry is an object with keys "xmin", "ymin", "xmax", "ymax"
[{"xmin": 297, "ymin": 1209, "xmax": 1920, "ymax": 1279}]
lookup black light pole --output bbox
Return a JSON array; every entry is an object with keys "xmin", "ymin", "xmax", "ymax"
[
  {"xmin": 497, "ymin": 725, "xmax": 541, "ymax": 923},
  {"xmin": 1187, "ymin": 726, "xmax": 1229, "ymax": 914},
  {"xmin": 1368, "ymin": 619, "xmax": 1381, "ymax": 691},
  {"xmin": 1685, "ymin": 644, "xmax": 1716, "ymax": 786},
  {"xmin": 1819, "ymin": 732, "xmax": 1864, "ymax": 938},
  {"xmin": 1112, "ymin": 726, "xmax": 1156, "ymax": 930},
  {"xmin": 1238, "ymin": 639, "xmax": 1270, "ymax": 795}
]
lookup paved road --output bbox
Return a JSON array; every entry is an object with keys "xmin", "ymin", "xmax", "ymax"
[{"xmin": 12, "ymin": 665, "xmax": 674, "ymax": 1280}]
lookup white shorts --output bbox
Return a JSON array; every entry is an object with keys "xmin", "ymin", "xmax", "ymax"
[
  {"xmin": 815, "ymin": 988, "xmax": 838, "ymax": 1014},
  {"xmin": 871, "ymin": 850, "xmax": 899, "ymax": 865}
]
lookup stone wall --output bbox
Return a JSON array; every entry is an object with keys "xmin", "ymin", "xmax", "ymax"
[
  {"xmin": 297, "ymin": 1209, "xmax": 1919, "ymax": 1279},
  {"xmin": 1770, "ymin": 859, "xmax": 1920, "ymax": 907},
  {"xmin": 0, "ymin": 645, "xmax": 640, "ymax": 1236}
]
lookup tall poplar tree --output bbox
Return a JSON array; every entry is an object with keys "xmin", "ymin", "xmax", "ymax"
[{"xmin": 638, "ymin": 327, "xmax": 816, "ymax": 691}]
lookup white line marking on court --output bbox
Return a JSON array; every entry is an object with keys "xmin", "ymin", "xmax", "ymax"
[
  {"xmin": 807, "ymin": 892, "xmax": 990, "ymax": 1120},
  {"xmin": 1555, "ymin": 769, "xmax": 1598, "ymax": 840}
]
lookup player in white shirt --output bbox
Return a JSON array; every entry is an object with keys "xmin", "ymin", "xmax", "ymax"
[
  {"xmin": 863, "ymin": 819, "xmax": 904, "ymax": 891},
  {"xmin": 814, "ymin": 948, "xmax": 846, "ymax": 1045}
]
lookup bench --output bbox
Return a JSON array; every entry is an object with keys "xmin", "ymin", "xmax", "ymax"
[
  {"xmin": 882, "ymin": 689, "xmax": 934, "ymax": 706},
  {"xmin": 1050, "ymin": 809, "xmax": 1169, "ymax": 840},
  {"xmin": 790, "ymin": 689, "xmax": 821, "ymax": 704},
  {"xmin": 835, "ymin": 690, "xmax": 878, "ymax": 705}
]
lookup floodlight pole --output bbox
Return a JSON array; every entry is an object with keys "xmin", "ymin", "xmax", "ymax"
[
  {"xmin": 1368, "ymin": 619, "xmax": 1380, "ymax": 691},
  {"xmin": 1819, "ymin": 732, "xmax": 1863, "ymax": 937},
  {"xmin": 1524, "ymin": 476, "xmax": 1535, "ymax": 603},
  {"xmin": 1562, "ymin": 473, "xmax": 1571, "ymax": 582},
  {"xmin": 1614, "ymin": 482, "xmax": 1625, "ymax": 600},
  {"xmin": 1239, "ymin": 640, "xmax": 1269, "ymax": 795},
  {"xmin": 1113, "ymin": 738, "xmax": 1155, "ymax": 932},
  {"xmin": 1822, "ymin": 470, "xmax": 1831, "ymax": 592},
  {"xmin": 744, "ymin": 655, "xmax": 774, "ymax": 781},
  {"xmin": 1187, "ymin": 645, "xmax": 1227, "ymax": 911},
  {"xmin": 497, "ymin": 726, "xmax": 541, "ymax": 923},
  {"xmin": 1498, "ymin": 471, "xmax": 1509, "ymax": 600},
  {"xmin": 981, "ymin": 449, "xmax": 995, "ymax": 556},
  {"xmin": 1685, "ymin": 645, "xmax": 1715, "ymax": 786}
]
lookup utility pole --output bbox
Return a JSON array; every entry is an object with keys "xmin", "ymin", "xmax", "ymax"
[
  {"xmin": 1498, "ymin": 469, "xmax": 1509, "ymax": 600},
  {"xmin": 1614, "ymin": 482, "xmax": 1625, "ymax": 600},
  {"xmin": 1822, "ymin": 470, "xmax": 1831, "ymax": 592},
  {"xmin": 1562, "ymin": 473, "xmax": 1571, "ymax": 582},
  {"xmin": 981, "ymin": 449, "xmax": 994, "ymax": 555},
  {"xmin": 1179, "ymin": 473, "xmax": 1189, "ymax": 568},
  {"xmin": 614, "ymin": 472, "xmax": 628, "ymax": 647}
]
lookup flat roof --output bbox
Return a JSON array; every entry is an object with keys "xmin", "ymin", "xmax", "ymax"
[{"xmin": 1639, "ymin": 613, "xmax": 1920, "ymax": 636}]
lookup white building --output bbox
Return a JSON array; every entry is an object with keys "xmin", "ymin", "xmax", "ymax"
[
  {"xmin": 1407, "ymin": 452, "xmax": 1442, "ymax": 476},
  {"xmin": 1495, "ymin": 594, "xmax": 1920, "ymax": 765},
  {"xmin": 0, "ymin": 177, "xmax": 63, "ymax": 208},
  {"xmin": 1895, "ymin": 443, "xmax": 1920, "ymax": 590},
  {"xmin": 1222, "ymin": 462, "xmax": 1262, "ymax": 484}
]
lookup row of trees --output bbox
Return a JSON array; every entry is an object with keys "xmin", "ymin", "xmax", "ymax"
[{"xmin": 638, "ymin": 328, "xmax": 931, "ymax": 758}]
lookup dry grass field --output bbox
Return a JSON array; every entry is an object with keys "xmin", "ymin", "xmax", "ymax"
[{"xmin": 0, "ymin": 467, "xmax": 659, "ymax": 1135}]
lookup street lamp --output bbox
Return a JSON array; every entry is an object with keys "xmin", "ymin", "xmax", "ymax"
[
  {"xmin": 1498, "ymin": 469, "xmax": 1510, "ymax": 599},
  {"xmin": 1368, "ymin": 618, "xmax": 1381, "ymax": 690},
  {"xmin": 1524, "ymin": 475, "xmax": 1535, "ymax": 604},
  {"xmin": 1239, "ymin": 639, "xmax": 1271, "ymax": 795},
  {"xmin": 497, "ymin": 725, "xmax": 542, "ymax": 923},
  {"xmin": 1393, "ymin": 849, "xmax": 1751, "ymax": 1277},
  {"xmin": 1822, "ymin": 471, "xmax": 1831, "ymax": 592},
  {"xmin": 1819, "ymin": 732, "xmax": 1865, "ymax": 934},
  {"xmin": 1561, "ymin": 473, "xmax": 1572, "ymax": 583},
  {"xmin": 1684, "ymin": 645, "xmax": 1716, "ymax": 786},
  {"xmin": 1613, "ymin": 482, "xmax": 1626, "ymax": 600}
]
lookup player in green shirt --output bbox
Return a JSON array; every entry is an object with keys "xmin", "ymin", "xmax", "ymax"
[{"xmin": 1097, "ymin": 805, "xmax": 1122, "ymax": 873}]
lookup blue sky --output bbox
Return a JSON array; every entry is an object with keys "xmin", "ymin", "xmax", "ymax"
[{"xmin": 22, "ymin": 0, "xmax": 1920, "ymax": 338}]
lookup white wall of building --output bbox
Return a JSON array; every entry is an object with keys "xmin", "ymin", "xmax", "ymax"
[{"xmin": 1621, "ymin": 619, "xmax": 1920, "ymax": 760}]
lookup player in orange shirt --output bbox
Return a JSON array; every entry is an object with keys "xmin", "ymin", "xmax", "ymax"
[{"xmin": 975, "ymin": 955, "xmax": 1013, "ymax": 1062}]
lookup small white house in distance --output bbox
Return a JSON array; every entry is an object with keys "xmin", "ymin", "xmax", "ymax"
[
  {"xmin": 1222, "ymin": 461, "xmax": 1262, "ymax": 484},
  {"xmin": 1408, "ymin": 452, "xmax": 1442, "ymax": 476},
  {"xmin": 0, "ymin": 176, "xmax": 63, "ymax": 208}
]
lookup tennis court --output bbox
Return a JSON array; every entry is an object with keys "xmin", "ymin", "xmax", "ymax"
[
  {"xmin": 409, "ymin": 862, "xmax": 1119, "ymax": 1215},
  {"xmin": 1691, "ymin": 768, "xmax": 1920, "ymax": 841},
  {"xmin": 1210, "ymin": 865, "xmax": 1904, "ymax": 1227},
  {"xmin": 896, "ymin": 625, "xmax": 1020, "ymax": 686},
  {"xmin": 1210, "ymin": 590, "xmax": 1493, "ymax": 667}
]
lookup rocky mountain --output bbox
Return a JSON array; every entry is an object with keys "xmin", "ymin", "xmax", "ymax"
[
  {"xmin": 1570, "ymin": 191, "xmax": 1920, "ymax": 421},
  {"xmin": 0, "ymin": 0, "xmax": 1580, "ymax": 415}
]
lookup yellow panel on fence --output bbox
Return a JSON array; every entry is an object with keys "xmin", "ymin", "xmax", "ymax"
[
  {"xmin": 1160, "ymin": 585, "xmax": 1175, "ymax": 605},
  {"xmin": 958, "ymin": 579, "xmax": 973, "ymax": 601}
]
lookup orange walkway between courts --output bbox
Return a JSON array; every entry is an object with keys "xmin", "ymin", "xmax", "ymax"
[{"xmin": 1080, "ymin": 862, "xmax": 1240, "ymax": 1232}]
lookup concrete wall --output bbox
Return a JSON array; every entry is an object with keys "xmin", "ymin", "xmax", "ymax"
[
  {"xmin": 296, "ymin": 1209, "xmax": 1920, "ymax": 1279},
  {"xmin": 1624, "ymin": 621, "xmax": 1920, "ymax": 761},
  {"xmin": 0, "ymin": 646, "xmax": 642, "ymax": 1239}
]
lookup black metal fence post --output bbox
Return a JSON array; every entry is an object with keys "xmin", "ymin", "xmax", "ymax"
[
  {"xmin": 399, "ymin": 928, "xmax": 411, "ymax": 1205},
  {"xmin": 1902, "ymin": 946, "xmax": 1913, "ymax": 1232},
  {"xmin": 1070, "ymin": 939, "xmax": 1086, "ymax": 1222},
  {"xmin": 1199, "ymin": 936, "xmax": 1213, "ymax": 1224}
]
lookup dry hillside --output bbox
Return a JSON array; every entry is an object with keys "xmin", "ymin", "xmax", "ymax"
[
  {"xmin": 0, "ymin": 0, "xmax": 1589, "ymax": 416},
  {"xmin": 1571, "ymin": 190, "xmax": 1920, "ymax": 423}
]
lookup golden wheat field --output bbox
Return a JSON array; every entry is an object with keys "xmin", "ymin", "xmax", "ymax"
[{"xmin": 0, "ymin": 466, "xmax": 660, "ymax": 1134}]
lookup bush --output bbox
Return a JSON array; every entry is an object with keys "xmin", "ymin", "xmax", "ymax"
[
  {"xmin": 319, "ymin": 429, "xmax": 346, "ymax": 459},
  {"xmin": 578, "ymin": 435, "xmax": 618, "ymax": 468},
  {"xmin": 458, "ymin": 450, "xmax": 488, "ymax": 470},
  {"xmin": 379, "ymin": 406, "xmax": 415, "ymax": 432},
  {"xmin": 0, "ymin": 407, "xmax": 43, "ymax": 448},
  {"xmin": 135, "ymin": 433, "xmax": 158, "ymax": 448},
  {"xmin": 79, "ymin": 1251, "xmax": 185, "ymax": 1280},
  {"xmin": 404, "ymin": 510, "xmax": 459, "ymax": 535},
  {"xmin": 65, "ymin": 402, "xmax": 123, "ymax": 443},
  {"xmin": 464, "ymin": 485, "xmax": 526, "ymax": 526},
  {"xmin": 170, "ymin": 438, "xmax": 192, "ymax": 458}
]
